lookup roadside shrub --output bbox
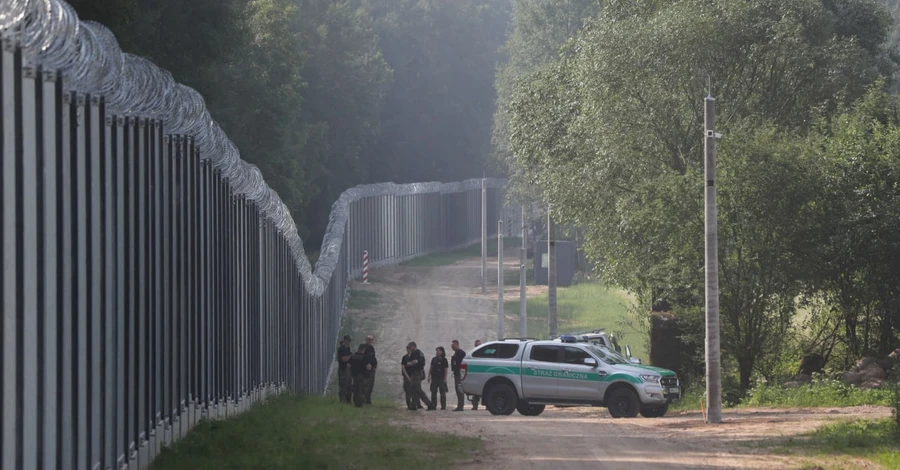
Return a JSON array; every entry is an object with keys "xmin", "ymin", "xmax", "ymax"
[
  {"xmin": 742, "ymin": 373, "xmax": 893, "ymax": 408},
  {"xmin": 890, "ymin": 364, "xmax": 900, "ymax": 440}
]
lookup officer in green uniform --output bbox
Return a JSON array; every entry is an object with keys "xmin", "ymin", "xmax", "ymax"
[
  {"xmin": 364, "ymin": 335, "xmax": 377, "ymax": 404},
  {"xmin": 336, "ymin": 335, "xmax": 353, "ymax": 403},
  {"xmin": 402, "ymin": 341, "xmax": 433, "ymax": 410},
  {"xmin": 450, "ymin": 340, "xmax": 466, "ymax": 411},
  {"xmin": 470, "ymin": 339, "xmax": 482, "ymax": 410},
  {"xmin": 349, "ymin": 344, "xmax": 373, "ymax": 407},
  {"xmin": 428, "ymin": 346, "xmax": 449, "ymax": 410},
  {"xmin": 401, "ymin": 346, "xmax": 416, "ymax": 409}
]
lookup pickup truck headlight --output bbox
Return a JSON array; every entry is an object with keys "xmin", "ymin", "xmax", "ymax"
[{"xmin": 640, "ymin": 375, "xmax": 660, "ymax": 383}]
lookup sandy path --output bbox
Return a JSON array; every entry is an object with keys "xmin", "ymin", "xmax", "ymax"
[
  {"xmin": 351, "ymin": 259, "xmax": 504, "ymax": 404},
  {"xmin": 344, "ymin": 254, "xmax": 892, "ymax": 469}
]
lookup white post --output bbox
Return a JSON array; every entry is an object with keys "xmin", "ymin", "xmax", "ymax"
[
  {"xmin": 481, "ymin": 178, "xmax": 487, "ymax": 294},
  {"xmin": 704, "ymin": 92, "xmax": 722, "ymax": 424},
  {"xmin": 548, "ymin": 205, "xmax": 557, "ymax": 338},
  {"xmin": 362, "ymin": 250, "xmax": 369, "ymax": 284},
  {"xmin": 498, "ymin": 220, "xmax": 504, "ymax": 339},
  {"xmin": 520, "ymin": 205, "xmax": 527, "ymax": 338}
]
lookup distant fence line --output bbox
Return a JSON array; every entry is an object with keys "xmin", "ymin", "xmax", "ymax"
[{"xmin": 0, "ymin": 2, "xmax": 509, "ymax": 470}]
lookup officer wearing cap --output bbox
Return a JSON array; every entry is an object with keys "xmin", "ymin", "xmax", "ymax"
[
  {"xmin": 470, "ymin": 339, "xmax": 483, "ymax": 410},
  {"xmin": 336, "ymin": 335, "xmax": 353, "ymax": 403},
  {"xmin": 350, "ymin": 344, "xmax": 373, "ymax": 407},
  {"xmin": 364, "ymin": 334, "xmax": 377, "ymax": 404},
  {"xmin": 402, "ymin": 341, "xmax": 433, "ymax": 410},
  {"xmin": 450, "ymin": 340, "xmax": 467, "ymax": 411}
]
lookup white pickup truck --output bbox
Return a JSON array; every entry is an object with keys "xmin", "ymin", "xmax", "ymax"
[{"xmin": 460, "ymin": 339, "xmax": 680, "ymax": 418}]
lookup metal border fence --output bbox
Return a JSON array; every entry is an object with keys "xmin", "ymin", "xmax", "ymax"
[{"xmin": 0, "ymin": 2, "xmax": 510, "ymax": 469}]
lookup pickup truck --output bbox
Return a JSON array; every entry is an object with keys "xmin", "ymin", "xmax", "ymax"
[
  {"xmin": 551, "ymin": 329, "xmax": 641, "ymax": 362},
  {"xmin": 460, "ymin": 339, "xmax": 680, "ymax": 418}
]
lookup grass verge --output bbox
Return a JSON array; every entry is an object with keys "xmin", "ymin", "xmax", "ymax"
[
  {"xmin": 742, "ymin": 378, "xmax": 894, "ymax": 408},
  {"xmin": 670, "ymin": 378, "xmax": 893, "ymax": 413},
  {"xmin": 503, "ymin": 281, "xmax": 645, "ymax": 359},
  {"xmin": 777, "ymin": 419, "xmax": 900, "ymax": 469},
  {"xmin": 400, "ymin": 237, "xmax": 521, "ymax": 267},
  {"xmin": 347, "ymin": 289, "xmax": 381, "ymax": 310},
  {"xmin": 151, "ymin": 394, "xmax": 481, "ymax": 470}
]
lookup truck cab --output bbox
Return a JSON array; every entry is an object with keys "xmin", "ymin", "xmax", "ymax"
[
  {"xmin": 551, "ymin": 329, "xmax": 642, "ymax": 363},
  {"xmin": 460, "ymin": 339, "xmax": 679, "ymax": 418}
]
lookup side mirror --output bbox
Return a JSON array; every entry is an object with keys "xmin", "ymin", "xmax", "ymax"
[
  {"xmin": 625, "ymin": 344, "xmax": 632, "ymax": 357},
  {"xmin": 583, "ymin": 358, "xmax": 597, "ymax": 367},
  {"xmin": 629, "ymin": 357, "xmax": 642, "ymax": 365}
]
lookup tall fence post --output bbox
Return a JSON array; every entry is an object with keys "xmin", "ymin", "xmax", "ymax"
[
  {"xmin": 520, "ymin": 205, "xmax": 527, "ymax": 338},
  {"xmin": 481, "ymin": 178, "xmax": 487, "ymax": 294},
  {"xmin": 548, "ymin": 204, "xmax": 558, "ymax": 339},
  {"xmin": 498, "ymin": 220, "xmax": 504, "ymax": 340},
  {"xmin": 704, "ymin": 91, "xmax": 723, "ymax": 424}
]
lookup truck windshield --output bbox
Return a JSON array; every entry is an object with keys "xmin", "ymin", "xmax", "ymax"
[{"xmin": 585, "ymin": 345, "xmax": 630, "ymax": 365}]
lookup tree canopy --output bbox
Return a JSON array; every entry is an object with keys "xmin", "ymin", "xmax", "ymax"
[
  {"xmin": 500, "ymin": 0, "xmax": 900, "ymax": 390},
  {"xmin": 71, "ymin": 0, "xmax": 511, "ymax": 247}
]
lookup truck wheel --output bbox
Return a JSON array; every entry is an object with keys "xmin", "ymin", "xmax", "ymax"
[
  {"xmin": 516, "ymin": 402, "xmax": 546, "ymax": 416},
  {"xmin": 607, "ymin": 388, "xmax": 640, "ymax": 418},
  {"xmin": 639, "ymin": 404, "xmax": 668, "ymax": 418},
  {"xmin": 484, "ymin": 384, "xmax": 517, "ymax": 415}
]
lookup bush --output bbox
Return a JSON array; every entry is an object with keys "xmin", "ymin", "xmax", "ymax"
[
  {"xmin": 891, "ymin": 364, "xmax": 900, "ymax": 440},
  {"xmin": 742, "ymin": 373, "xmax": 893, "ymax": 408}
]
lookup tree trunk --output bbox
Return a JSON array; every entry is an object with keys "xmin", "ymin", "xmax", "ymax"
[{"xmin": 738, "ymin": 356, "xmax": 753, "ymax": 392}]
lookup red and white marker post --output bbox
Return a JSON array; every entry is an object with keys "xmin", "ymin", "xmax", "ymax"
[{"xmin": 362, "ymin": 250, "xmax": 369, "ymax": 283}]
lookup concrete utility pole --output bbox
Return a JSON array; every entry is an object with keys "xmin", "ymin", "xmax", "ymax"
[
  {"xmin": 498, "ymin": 220, "xmax": 504, "ymax": 339},
  {"xmin": 704, "ymin": 91, "xmax": 723, "ymax": 424},
  {"xmin": 520, "ymin": 205, "xmax": 527, "ymax": 338},
  {"xmin": 481, "ymin": 178, "xmax": 487, "ymax": 294},
  {"xmin": 548, "ymin": 205, "xmax": 558, "ymax": 339}
]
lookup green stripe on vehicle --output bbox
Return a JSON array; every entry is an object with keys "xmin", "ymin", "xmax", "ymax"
[
  {"xmin": 466, "ymin": 364, "xmax": 522, "ymax": 375},
  {"xmin": 625, "ymin": 364, "xmax": 677, "ymax": 376},
  {"xmin": 468, "ymin": 364, "xmax": 641, "ymax": 384}
]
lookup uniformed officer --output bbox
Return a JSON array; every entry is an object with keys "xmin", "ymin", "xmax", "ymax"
[
  {"xmin": 349, "ymin": 344, "xmax": 373, "ymax": 407},
  {"xmin": 471, "ymin": 339, "xmax": 482, "ymax": 410},
  {"xmin": 450, "ymin": 340, "xmax": 466, "ymax": 411},
  {"xmin": 401, "ymin": 345, "xmax": 416, "ymax": 409},
  {"xmin": 364, "ymin": 334, "xmax": 377, "ymax": 404},
  {"xmin": 336, "ymin": 335, "xmax": 353, "ymax": 403},
  {"xmin": 427, "ymin": 346, "xmax": 449, "ymax": 410},
  {"xmin": 402, "ymin": 341, "xmax": 433, "ymax": 410}
]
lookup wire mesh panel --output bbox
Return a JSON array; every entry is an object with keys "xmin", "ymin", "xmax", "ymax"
[{"xmin": 0, "ymin": 2, "xmax": 511, "ymax": 469}]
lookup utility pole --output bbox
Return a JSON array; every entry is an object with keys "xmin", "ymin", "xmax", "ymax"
[
  {"xmin": 704, "ymin": 91, "xmax": 723, "ymax": 424},
  {"xmin": 548, "ymin": 205, "xmax": 557, "ymax": 339},
  {"xmin": 481, "ymin": 178, "xmax": 487, "ymax": 294},
  {"xmin": 498, "ymin": 220, "xmax": 504, "ymax": 339},
  {"xmin": 520, "ymin": 205, "xmax": 527, "ymax": 338}
]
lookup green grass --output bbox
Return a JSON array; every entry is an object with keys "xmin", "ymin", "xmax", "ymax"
[
  {"xmin": 347, "ymin": 289, "xmax": 381, "ymax": 310},
  {"xmin": 503, "ymin": 281, "xmax": 646, "ymax": 359},
  {"xmin": 400, "ymin": 237, "xmax": 522, "ymax": 267},
  {"xmin": 151, "ymin": 394, "xmax": 481, "ymax": 470},
  {"xmin": 669, "ymin": 377, "xmax": 894, "ymax": 413},
  {"xmin": 777, "ymin": 419, "xmax": 900, "ymax": 469},
  {"xmin": 742, "ymin": 377, "xmax": 895, "ymax": 408},
  {"xmin": 668, "ymin": 387, "xmax": 707, "ymax": 412}
]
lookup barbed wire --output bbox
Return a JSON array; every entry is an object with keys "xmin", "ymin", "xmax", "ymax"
[{"xmin": 0, "ymin": 0, "xmax": 507, "ymax": 296}]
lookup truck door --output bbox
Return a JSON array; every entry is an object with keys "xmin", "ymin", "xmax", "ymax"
[
  {"xmin": 521, "ymin": 344, "xmax": 565, "ymax": 399},
  {"xmin": 560, "ymin": 346, "xmax": 604, "ymax": 401}
]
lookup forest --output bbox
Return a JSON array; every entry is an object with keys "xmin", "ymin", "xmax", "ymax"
[
  {"xmin": 70, "ymin": 0, "xmax": 511, "ymax": 248},
  {"xmin": 497, "ymin": 0, "xmax": 900, "ymax": 396}
]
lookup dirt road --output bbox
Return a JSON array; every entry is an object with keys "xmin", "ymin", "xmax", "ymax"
[{"xmin": 344, "ymin": 253, "xmax": 892, "ymax": 469}]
